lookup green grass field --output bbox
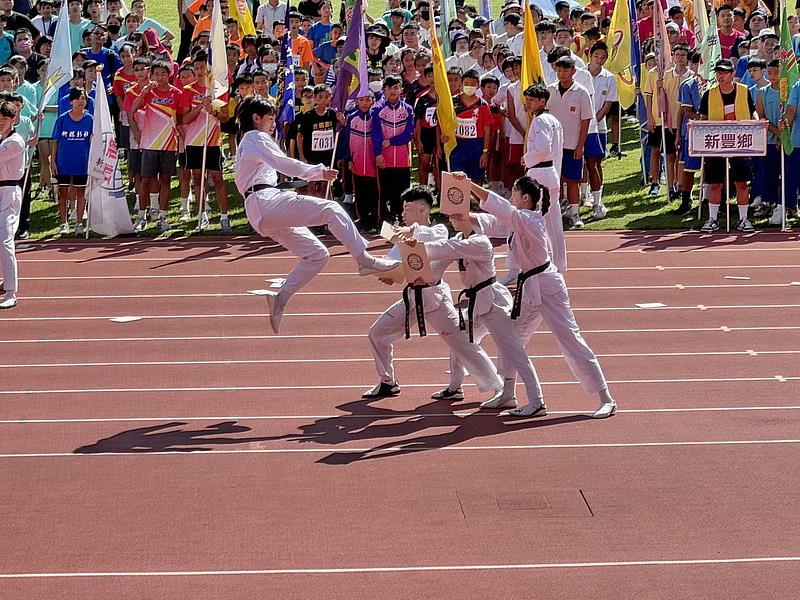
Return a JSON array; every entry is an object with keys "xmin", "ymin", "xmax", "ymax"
[{"xmin": 23, "ymin": 1, "xmax": 768, "ymax": 238}]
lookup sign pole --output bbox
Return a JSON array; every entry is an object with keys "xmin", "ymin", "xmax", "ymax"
[
  {"xmin": 781, "ymin": 149, "xmax": 787, "ymax": 232},
  {"xmin": 698, "ymin": 157, "xmax": 704, "ymax": 221},
  {"xmin": 725, "ymin": 158, "xmax": 730, "ymax": 233}
]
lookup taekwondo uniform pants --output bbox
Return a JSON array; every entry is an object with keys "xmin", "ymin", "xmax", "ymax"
[
  {"xmin": 527, "ymin": 165, "xmax": 567, "ymax": 274},
  {"xmin": 0, "ymin": 185, "xmax": 21, "ymax": 294},
  {"xmin": 245, "ymin": 190, "xmax": 369, "ymax": 297},
  {"xmin": 368, "ymin": 298, "xmax": 503, "ymax": 394}
]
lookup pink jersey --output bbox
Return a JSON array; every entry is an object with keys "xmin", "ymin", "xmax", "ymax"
[
  {"xmin": 341, "ymin": 109, "xmax": 376, "ymax": 178},
  {"xmin": 179, "ymin": 82, "xmax": 223, "ymax": 147},
  {"xmin": 139, "ymin": 84, "xmax": 182, "ymax": 152},
  {"xmin": 123, "ymin": 81, "xmax": 147, "ymax": 150},
  {"xmin": 370, "ymin": 99, "xmax": 414, "ymax": 169}
]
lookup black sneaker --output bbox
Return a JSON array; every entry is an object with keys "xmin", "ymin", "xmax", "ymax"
[
  {"xmin": 649, "ymin": 184, "xmax": 660, "ymax": 197},
  {"xmin": 430, "ymin": 387, "xmax": 465, "ymax": 401},
  {"xmin": 361, "ymin": 382, "xmax": 401, "ymax": 399},
  {"xmin": 674, "ymin": 201, "xmax": 692, "ymax": 216}
]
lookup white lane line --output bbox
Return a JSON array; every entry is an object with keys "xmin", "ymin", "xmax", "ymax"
[
  {"xmin": 2, "ymin": 555, "xmax": 800, "ymax": 578},
  {"xmin": 18, "ymin": 265, "xmax": 800, "ymax": 279},
  {"xmin": 0, "ymin": 376, "xmax": 796, "ymax": 395},
  {"xmin": 4, "ymin": 349, "xmax": 800, "ymax": 369},
  {"xmin": 16, "ymin": 247, "xmax": 800, "ymax": 262},
  {"xmin": 3, "ymin": 405, "xmax": 800, "ymax": 424},
  {"xmin": 2, "ymin": 439, "xmax": 800, "ymax": 459},
  {"xmin": 4, "ymin": 304, "xmax": 800, "ymax": 322},
  {"xmin": 13, "ymin": 283, "xmax": 796, "ymax": 300},
  {"xmin": 2, "ymin": 325, "xmax": 799, "ymax": 345}
]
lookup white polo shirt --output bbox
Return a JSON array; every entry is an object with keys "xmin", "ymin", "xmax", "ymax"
[
  {"xmin": 590, "ymin": 67, "xmax": 618, "ymax": 134},
  {"xmin": 546, "ymin": 80, "xmax": 594, "ymax": 150}
]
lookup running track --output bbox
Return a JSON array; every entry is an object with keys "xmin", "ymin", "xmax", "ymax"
[{"xmin": 2, "ymin": 231, "xmax": 800, "ymax": 599}]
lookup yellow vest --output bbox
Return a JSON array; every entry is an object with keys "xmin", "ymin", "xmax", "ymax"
[{"xmin": 708, "ymin": 83, "xmax": 752, "ymax": 121}]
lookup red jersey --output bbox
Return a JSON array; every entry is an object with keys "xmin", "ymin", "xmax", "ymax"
[
  {"xmin": 452, "ymin": 94, "xmax": 492, "ymax": 140},
  {"xmin": 139, "ymin": 84, "xmax": 182, "ymax": 152}
]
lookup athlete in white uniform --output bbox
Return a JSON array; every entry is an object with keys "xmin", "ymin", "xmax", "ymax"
[
  {"xmin": 521, "ymin": 83, "xmax": 568, "ymax": 274},
  {"xmin": 469, "ymin": 174, "xmax": 617, "ymax": 419},
  {"xmin": 363, "ymin": 186, "xmax": 503, "ymax": 400},
  {"xmin": 233, "ymin": 97, "xmax": 398, "ymax": 333},
  {"xmin": 422, "ymin": 212, "xmax": 546, "ymax": 416},
  {"xmin": 0, "ymin": 101, "xmax": 25, "ymax": 310}
]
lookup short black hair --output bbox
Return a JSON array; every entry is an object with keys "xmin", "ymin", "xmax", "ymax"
[
  {"xmin": 748, "ymin": 58, "xmax": 767, "ymax": 70},
  {"xmin": 150, "ymin": 59, "xmax": 172, "ymax": 74},
  {"xmin": 400, "ymin": 185, "xmax": 435, "ymax": 207},
  {"xmin": 238, "ymin": 95, "xmax": 276, "ymax": 132},
  {"xmin": 554, "ymin": 56, "xmax": 575, "ymax": 69},
  {"xmin": 0, "ymin": 100, "xmax": 18, "ymax": 119},
  {"xmin": 383, "ymin": 74, "xmax": 402, "ymax": 88},
  {"xmin": 68, "ymin": 86, "xmax": 87, "ymax": 101},
  {"xmin": 462, "ymin": 68, "xmax": 480, "ymax": 83},
  {"xmin": 523, "ymin": 83, "xmax": 550, "ymax": 101},
  {"xmin": 313, "ymin": 83, "xmax": 331, "ymax": 95},
  {"xmin": 480, "ymin": 74, "xmax": 499, "ymax": 87}
]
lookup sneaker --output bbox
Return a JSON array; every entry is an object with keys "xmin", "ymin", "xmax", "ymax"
[
  {"xmin": 0, "ymin": 292, "xmax": 17, "ymax": 309},
  {"xmin": 581, "ymin": 193, "xmax": 593, "ymax": 208},
  {"xmin": 700, "ymin": 219, "xmax": 719, "ymax": 232},
  {"xmin": 157, "ymin": 216, "xmax": 170, "ymax": 232},
  {"xmin": 198, "ymin": 211, "xmax": 210, "ymax": 231},
  {"xmin": 768, "ymin": 205, "xmax": 784, "ymax": 226},
  {"xmin": 669, "ymin": 188, "xmax": 681, "ymax": 201},
  {"xmin": 68, "ymin": 208, "xmax": 76, "ymax": 223},
  {"xmin": 132, "ymin": 216, "xmax": 147, "ymax": 233},
  {"xmin": 480, "ymin": 390, "xmax": 517, "ymax": 409},
  {"xmin": 737, "ymin": 219, "xmax": 754, "ymax": 232},
  {"xmin": 504, "ymin": 402, "xmax": 548, "ymax": 418},
  {"xmin": 179, "ymin": 211, "xmax": 191, "ymax": 222},
  {"xmin": 592, "ymin": 202, "xmax": 607, "ymax": 220},
  {"xmin": 220, "ymin": 216, "xmax": 231, "ymax": 233},
  {"xmin": 430, "ymin": 387, "xmax": 465, "ymax": 401},
  {"xmin": 361, "ymin": 381, "xmax": 401, "ymax": 399},
  {"xmin": 674, "ymin": 201, "xmax": 693, "ymax": 216},
  {"xmin": 570, "ymin": 214, "xmax": 584, "ymax": 229},
  {"xmin": 59, "ymin": 222, "xmax": 70, "ymax": 235},
  {"xmin": 148, "ymin": 207, "xmax": 159, "ymax": 221},
  {"xmin": 749, "ymin": 196, "xmax": 762, "ymax": 209},
  {"xmin": 753, "ymin": 204, "xmax": 772, "ymax": 219},
  {"xmin": 648, "ymin": 184, "xmax": 660, "ymax": 197},
  {"xmin": 74, "ymin": 223, "xmax": 84, "ymax": 236}
]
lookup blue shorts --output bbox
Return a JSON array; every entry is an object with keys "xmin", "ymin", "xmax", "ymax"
[
  {"xmin": 679, "ymin": 136, "xmax": 701, "ymax": 171},
  {"xmin": 450, "ymin": 137, "xmax": 486, "ymax": 181},
  {"xmin": 585, "ymin": 133, "xmax": 605, "ymax": 159},
  {"xmin": 598, "ymin": 132, "xmax": 607, "ymax": 148},
  {"xmin": 562, "ymin": 148, "xmax": 584, "ymax": 181}
]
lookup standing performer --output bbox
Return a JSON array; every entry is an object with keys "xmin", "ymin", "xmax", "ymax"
[
  {"xmin": 234, "ymin": 96, "xmax": 398, "ymax": 334},
  {"xmin": 0, "ymin": 101, "xmax": 25, "ymax": 309},
  {"xmin": 363, "ymin": 185, "xmax": 503, "ymax": 400},
  {"xmin": 466, "ymin": 173, "xmax": 617, "ymax": 419},
  {"xmin": 521, "ymin": 83, "xmax": 567, "ymax": 274}
]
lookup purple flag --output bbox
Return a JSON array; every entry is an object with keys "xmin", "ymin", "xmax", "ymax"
[{"xmin": 332, "ymin": 0, "xmax": 366, "ymax": 111}]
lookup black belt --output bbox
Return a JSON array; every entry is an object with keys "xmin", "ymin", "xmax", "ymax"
[
  {"xmin": 510, "ymin": 261, "xmax": 550, "ymax": 319},
  {"xmin": 245, "ymin": 183, "xmax": 272, "ymax": 196},
  {"xmin": 531, "ymin": 161, "xmax": 553, "ymax": 168},
  {"xmin": 245, "ymin": 180, "xmax": 308, "ymax": 196},
  {"xmin": 0, "ymin": 179, "xmax": 20, "ymax": 187},
  {"xmin": 402, "ymin": 280, "xmax": 440, "ymax": 339},
  {"xmin": 457, "ymin": 276, "xmax": 496, "ymax": 343}
]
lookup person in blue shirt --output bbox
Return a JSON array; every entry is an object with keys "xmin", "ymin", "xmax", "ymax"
[
  {"xmin": 306, "ymin": 0, "xmax": 333, "ymax": 48},
  {"xmin": 781, "ymin": 77, "xmax": 800, "ymax": 224},
  {"xmin": 0, "ymin": 15, "xmax": 14, "ymax": 65},
  {"xmin": 58, "ymin": 66, "xmax": 97, "ymax": 116},
  {"xmin": 52, "ymin": 87, "xmax": 94, "ymax": 236},
  {"xmin": 312, "ymin": 22, "xmax": 342, "ymax": 68},
  {"xmin": 84, "ymin": 25, "xmax": 122, "ymax": 100},
  {"xmin": 674, "ymin": 50, "xmax": 702, "ymax": 216},
  {"xmin": 755, "ymin": 59, "xmax": 785, "ymax": 224}
]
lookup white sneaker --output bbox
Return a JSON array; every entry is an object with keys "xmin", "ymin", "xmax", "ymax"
[
  {"xmin": 220, "ymin": 216, "xmax": 231, "ymax": 233},
  {"xmin": 198, "ymin": 211, "xmax": 210, "ymax": 231},
  {"xmin": 59, "ymin": 222, "xmax": 70, "ymax": 235},
  {"xmin": 750, "ymin": 196, "xmax": 762, "ymax": 209},
  {"xmin": 591, "ymin": 401, "xmax": 617, "ymax": 419},
  {"xmin": 74, "ymin": 223, "xmax": 84, "ymax": 236},
  {"xmin": 503, "ymin": 402, "xmax": 547, "ymax": 418},
  {"xmin": 592, "ymin": 202, "xmax": 607, "ymax": 220},
  {"xmin": 737, "ymin": 219, "xmax": 754, "ymax": 233},
  {"xmin": 570, "ymin": 214, "xmax": 585, "ymax": 229},
  {"xmin": 148, "ymin": 207, "xmax": 159, "ymax": 222},
  {"xmin": 769, "ymin": 205, "xmax": 784, "ymax": 226},
  {"xmin": 157, "ymin": 216, "xmax": 170, "ymax": 232},
  {"xmin": 179, "ymin": 211, "xmax": 191, "ymax": 222},
  {"xmin": 132, "ymin": 216, "xmax": 147, "ymax": 233},
  {"xmin": 581, "ymin": 193, "xmax": 593, "ymax": 208},
  {"xmin": 0, "ymin": 292, "xmax": 17, "ymax": 309},
  {"xmin": 480, "ymin": 390, "xmax": 517, "ymax": 409}
]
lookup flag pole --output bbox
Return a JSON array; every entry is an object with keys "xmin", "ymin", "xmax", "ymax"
[
  {"xmin": 725, "ymin": 158, "xmax": 730, "ymax": 233},
  {"xmin": 617, "ymin": 100, "xmax": 623, "ymax": 160},
  {"xmin": 698, "ymin": 157, "xmax": 704, "ymax": 220},
  {"xmin": 325, "ymin": 131, "xmax": 340, "ymax": 200},
  {"xmin": 196, "ymin": 106, "xmax": 211, "ymax": 231},
  {"xmin": 781, "ymin": 147, "xmax": 787, "ymax": 232}
]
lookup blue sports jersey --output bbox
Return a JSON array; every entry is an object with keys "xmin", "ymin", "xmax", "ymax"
[{"xmin": 53, "ymin": 111, "xmax": 93, "ymax": 176}]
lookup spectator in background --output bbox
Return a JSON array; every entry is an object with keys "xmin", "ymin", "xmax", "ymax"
[
  {"xmin": 34, "ymin": 59, "xmax": 58, "ymax": 202},
  {"xmin": 124, "ymin": 0, "xmax": 174, "ymax": 42},
  {"xmin": 31, "ymin": 0, "xmax": 56, "ymax": 37},
  {"xmin": 53, "ymin": 87, "xmax": 93, "ymax": 236},
  {"xmin": 717, "ymin": 4, "xmax": 746, "ymax": 60},
  {"xmin": 255, "ymin": 0, "xmax": 286, "ymax": 35},
  {"xmin": 306, "ymin": 0, "xmax": 333, "ymax": 48},
  {"xmin": 0, "ymin": 0, "xmax": 38, "ymax": 41}
]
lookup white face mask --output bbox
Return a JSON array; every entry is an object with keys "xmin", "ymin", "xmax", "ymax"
[
  {"xmin": 263, "ymin": 62, "xmax": 277, "ymax": 74},
  {"xmin": 369, "ymin": 80, "xmax": 383, "ymax": 93},
  {"xmin": 462, "ymin": 85, "xmax": 477, "ymax": 96},
  {"xmin": 455, "ymin": 49, "xmax": 468, "ymax": 57}
]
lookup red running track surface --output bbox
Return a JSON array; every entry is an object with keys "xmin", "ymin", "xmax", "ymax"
[{"xmin": 2, "ymin": 231, "xmax": 800, "ymax": 599}]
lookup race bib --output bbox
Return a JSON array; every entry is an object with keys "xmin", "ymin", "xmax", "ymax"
[
  {"xmin": 311, "ymin": 129, "xmax": 334, "ymax": 152},
  {"xmin": 456, "ymin": 117, "xmax": 477, "ymax": 139},
  {"xmin": 425, "ymin": 106, "xmax": 437, "ymax": 127}
]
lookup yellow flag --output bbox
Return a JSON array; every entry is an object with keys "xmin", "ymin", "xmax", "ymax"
[
  {"xmin": 606, "ymin": 0, "xmax": 636, "ymax": 108},
  {"xmin": 520, "ymin": 0, "xmax": 544, "ymax": 103},
  {"xmin": 230, "ymin": 0, "xmax": 256, "ymax": 37},
  {"xmin": 430, "ymin": 28, "xmax": 457, "ymax": 161}
]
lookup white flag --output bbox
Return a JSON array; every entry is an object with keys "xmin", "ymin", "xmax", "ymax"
[
  {"xmin": 210, "ymin": 0, "xmax": 229, "ymax": 98},
  {"xmin": 40, "ymin": 2, "xmax": 73, "ymax": 109},
  {"xmin": 88, "ymin": 72, "xmax": 134, "ymax": 237}
]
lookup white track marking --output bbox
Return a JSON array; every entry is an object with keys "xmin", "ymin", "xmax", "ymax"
[
  {"xmin": 2, "ymin": 325, "xmax": 800, "ymax": 345},
  {"xmin": 3, "ymin": 304, "xmax": 800, "ymax": 322},
  {"xmin": 2, "ymin": 555, "xmax": 800, "ymax": 578},
  {"xmin": 0, "ymin": 376, "xmax": 796, "ymax": 395},
  {"xmin": 2, "ymin": 439, "xmax": 800, "ymax": 459},
  {"xmin": 2, "ymin": 405, "xmax": 800, "ymax": 424},
  {"xmin": 3, "ymin": 349, "xmax": 800, "ymax": 369}
]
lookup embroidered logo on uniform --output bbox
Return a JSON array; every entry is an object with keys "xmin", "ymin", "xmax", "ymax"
[
  {"xmin": 570, "ymin": 106, "xmax": 576, "ymax": 111},
  {"xmin": 407, "ymin": 254, "xmax": 425, "ymax": 271}
]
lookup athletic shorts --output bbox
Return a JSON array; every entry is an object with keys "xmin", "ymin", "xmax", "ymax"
[
  {"xmin": 598, "ymin": 132, "xmax": 607, "ymax": 148},
  {"xmin": 186, "ymin": 145, "xmax": 223, "ymax": 171},
  {"xmin": 118, "ymin": 125, "xmax": 130, "ymax": 150},
  {"xmin": 648, "ymin": 126, "xmax": 677, "ymax": 154},
  {"xmin": 141, "ymin": 150, "xmax": 177, "ymax": 178},
  {"xmin": 561, "ymin": 148, "xmax": 584, "ymax": 181},
  {"xmin": 128, "ymin": 148, "xmax": 142, "ymax": 174},
  {"xmin": 419, "ymin": 126, "xmax": 436, "ymax": 155},
  {"xmin": 56, "ymin": 174, "xmax": 88, "ymax": 186},
  {"xmin": 584, "ymin": 133, "xmax": 605, "ymax": 159},
  {"xmin": 607, "ymin": 101, "xmax": 620, "ymax": 115},
  {"xmin": 703, "ymin": 157, "xmax": 751, "ymax": 185},
  {"xmin": 450, "ymin": 137, "xmax": 486, "ymax": 181},
  {"xmin": 679, "ymin": 136, "xmax": 701, "ymax": 171}
]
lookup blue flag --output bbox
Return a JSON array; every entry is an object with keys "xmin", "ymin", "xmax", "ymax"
[{"xmin": 629, "ymin": 0, "xmax": 641, "ymax": 86}]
